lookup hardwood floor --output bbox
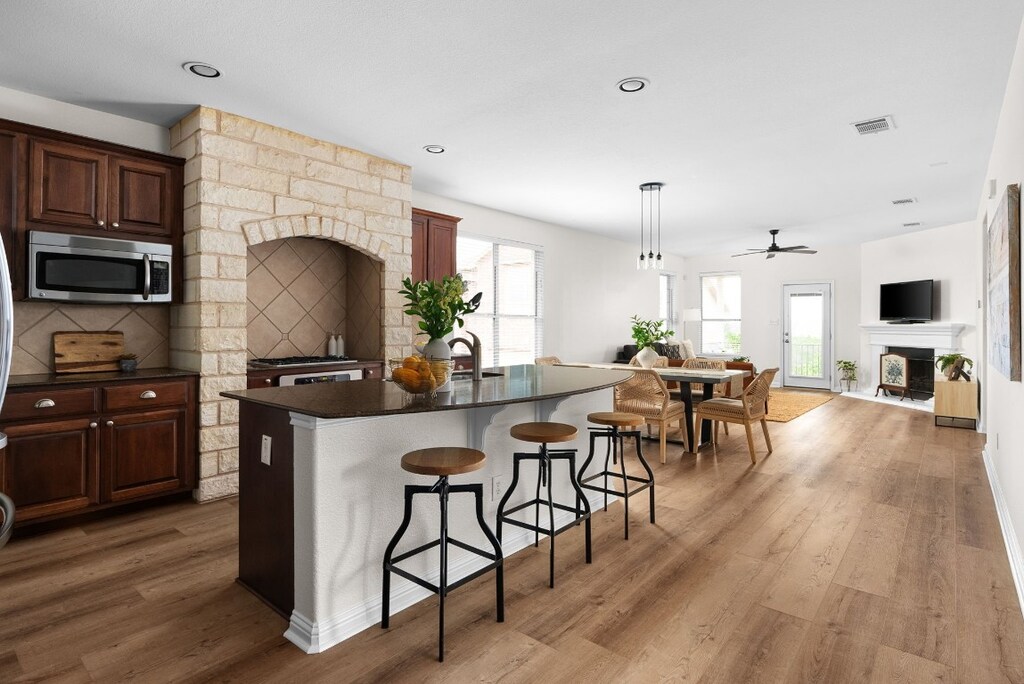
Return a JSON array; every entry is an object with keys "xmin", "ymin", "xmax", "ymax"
[{"xmin": 2, "ymin": 396, "xmax": 1023, "ymax": 682}]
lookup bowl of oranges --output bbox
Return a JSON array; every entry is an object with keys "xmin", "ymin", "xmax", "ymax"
[{"xmin": 388, "ymin": 355, "xmax": 455, "ymax": 397}]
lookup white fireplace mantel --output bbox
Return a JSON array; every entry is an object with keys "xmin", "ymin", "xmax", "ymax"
[{"xmin": 860, "ymin": 322, "xmax": 968, "ymax": 354}]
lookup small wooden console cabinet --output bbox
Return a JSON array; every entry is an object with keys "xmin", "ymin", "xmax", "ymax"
[{"xmin": 933, "ymin": 376, "xmax": 979, "ymax": 429}]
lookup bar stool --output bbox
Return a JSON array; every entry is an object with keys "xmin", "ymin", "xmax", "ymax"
[
  {"xmin": 578, "ymin": 412, "xmax": 655, "ymax": 540},
  {"xmin": 496, "ymin": 422, "xmax": 591, "ymax": 589},
  {"xmin": 381, "ymin": 446, "xmax": 504, "ymax": 662}
]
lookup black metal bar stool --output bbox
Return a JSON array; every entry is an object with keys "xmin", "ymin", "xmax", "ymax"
[
  {"xmin": 381, "ymin": 446, "xmax": 504, "ymax": 662},
  {"xmin": 577, "ymin": 411, "xmax": 655, "ymax": 540},
  {"xmin": 496, "ymin": 422, "xmax": 591, "ymax": 588}
]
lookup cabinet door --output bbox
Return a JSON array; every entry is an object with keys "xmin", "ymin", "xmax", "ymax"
[
  {"xmin": 109, "ymin": 156, "xmax": 175, "ymax": 237},
  {"xmin": 1, "ymin": 417, "xmax": 99, "ymax": 521},
  {"xmin": 0, "ymin": 130, "xmax": 24, "ymax": 300},
  {"xmin": 411, "ymin": 212, "xmax": 428, "ymax": 282},
  {"xmin": 103, "ymin": 408, "xmax": 185, "ymax": 502},
  {"xmin": 427, "ymin": 216, "xmax": 457, "ymax": 281},
  {"xmin": 29, "ymin": 139, "xmax": 107, "ymax": 229}
]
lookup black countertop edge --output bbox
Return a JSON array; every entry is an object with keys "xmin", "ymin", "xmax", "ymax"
[
  {"xmin": 221, "ymin": 365, "xmax": 631, "ymax": 420},
  {"xmin": 8, "ymin": 367, "xmax": 200, "ymax": 388}
]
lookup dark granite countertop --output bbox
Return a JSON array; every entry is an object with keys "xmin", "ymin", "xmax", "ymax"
[
  {"xmin": 221, "ymin": 364, "xmax": 631, "ymax": 419},
  {"xmin": 8, "ymin": 367, "xmax": 199, "ymax": 389}
]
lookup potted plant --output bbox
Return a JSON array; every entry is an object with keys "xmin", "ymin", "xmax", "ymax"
[
  {"xmin": 935, "ymin": 352, "xmax": 973, "ymax": 380},
  {"xmin": 118, "ymin": 353, "xmax": 138, "ymax": 373},
  {"xmin": 836, "ymin": 359, "xmax": 857, "ymax": 392},
  {"xmin": 629, "ymin": 315, "xmax": 674, "ymax": 368},
  {"xmin": 732, "ymin": 356, "xmax": 751, "ymax": 363},
  {"xmin": 399, "ymin": 274, "xmax": 483, "ymax": 362}
]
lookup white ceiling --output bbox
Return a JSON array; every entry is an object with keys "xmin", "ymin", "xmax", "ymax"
[{"xmin": 0, "ymin": 1, "xmax": 1021, "ymax": 255}]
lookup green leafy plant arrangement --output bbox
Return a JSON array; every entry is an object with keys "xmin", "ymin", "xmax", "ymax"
[
  {"xmin": 935, "ymin": 353, "xmax": 973, "ymax": 375},
  {"xmin": 400, "ymin": 274, "xmax": 483, "ymax": 340},
  {"xmin": 630, "ymin": 315, "xmax": 674, "ymax": 350},
  {"xmin": 732, "ymin": 356, "xmax": 751, "ymax": 363},
  {"xmin": 835, "ymin": 359, "xmax": 857, "ymax": 380}
]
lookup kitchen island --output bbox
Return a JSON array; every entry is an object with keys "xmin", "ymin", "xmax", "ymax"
[{"xmin": 222, "ymin": 364, "xmax": 628, "ymax": 654}]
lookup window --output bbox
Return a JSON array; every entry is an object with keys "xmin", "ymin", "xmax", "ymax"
[
  {"xmin": 659, "ymin": 273, "xmax": 677, "ymax": 335},
  {"xmin": 456, "ymin": 234, "xmax": 543, "ymax": 366},
  {"xmin": 700, "ymin": 273, "xmax": 741, "ymax": 354}
]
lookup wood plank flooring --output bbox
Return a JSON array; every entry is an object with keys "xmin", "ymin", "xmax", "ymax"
[{"xmin": 2, "ymin": 396, "xmax": 1024, "ymax": 682}]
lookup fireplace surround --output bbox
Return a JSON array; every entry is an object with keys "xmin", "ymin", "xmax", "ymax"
[{"xmin": 860, "ymin": 322, "xmax": 967, "ymax": 398}]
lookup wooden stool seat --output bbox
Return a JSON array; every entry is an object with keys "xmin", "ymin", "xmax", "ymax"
[
  {"xmin": 510, "ymin": 422, "xmax": 578, "ymax": 443},
  {"xmin": 587, "ymin": 411, "xmax": 644, "ymax": 428},
  {"xmin": 401, "ymin": 447, "xmax": 486, "ymax": 476}
]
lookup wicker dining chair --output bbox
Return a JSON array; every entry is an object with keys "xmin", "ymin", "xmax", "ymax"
[
  {"xmin": 680, "ymin": 357, "xmax": 731, "ymax": 435},
  {"xmin": 535, "ymin": 356, "xmax": 562, "ymax": 365},
  {"xmin": 693, "ymin": 368, "xmax": 779, "ymax": 464},
  {"xmin": 614, "ymin": 367, "xmax": 687, "ymax": 463}
]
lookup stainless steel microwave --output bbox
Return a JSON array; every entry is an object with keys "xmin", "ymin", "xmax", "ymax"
[{"xmin": 28, "ymin": 231, "xmax": 173, "ymax": 303}]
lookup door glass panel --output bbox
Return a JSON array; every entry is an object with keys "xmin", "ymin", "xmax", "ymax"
[{"xmin": 788, "ymin": 293, "xmax": 824, "ymax": 378}]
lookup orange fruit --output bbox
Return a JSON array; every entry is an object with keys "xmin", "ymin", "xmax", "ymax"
[
  {"xmin": 392, "ymin": 367, "xmax": 420, "ymax": 391},
  {"xmin": 402, "ymin": 355, "xmax": 421, "ymax": 370}
]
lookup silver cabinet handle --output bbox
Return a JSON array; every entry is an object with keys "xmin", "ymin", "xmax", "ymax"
[
  {"xmin": 111, "ymin": 222, "xmax": 119, "ymax": 228},
  {"xmin": 97, "ymin": 219, "xmax": 105, "ymax": 227},
  {"xmin": 139, "ymin": 390, "xmax": 157, "ymax": 399},
  {"xmin": 106, "ymin": 420, "xmax": 114, "ymax": 427},
  {"xmin": 89, "ymin": 422, "xmax": 97, "ymax": 429},
  {"xmin": 34, "ymin": 398, "xmax": 55, "ymax": 409},
  {"xmin": 264, "ymin": 378, "xmax": 272, "ymax": 385}
]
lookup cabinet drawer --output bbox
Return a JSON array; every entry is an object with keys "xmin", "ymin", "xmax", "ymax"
[
  {"xmin": 362, "ymin": 364, "xmax": 382, "ymax": 380},
  {"xmin": 2, "ymin": 388, "xmax": 98, "ymax": 422},
  {"xmin": 102, "ymin": 380, "xmax": 189, "ymax": 412}
]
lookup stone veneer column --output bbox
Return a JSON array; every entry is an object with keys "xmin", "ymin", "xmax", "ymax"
[{"xmin": 169, "ymin": 107, "xmax": 414, "ymax": 501}]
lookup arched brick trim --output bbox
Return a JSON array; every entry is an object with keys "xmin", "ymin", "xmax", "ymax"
[{"xmin": 240, "ymin": 214, "xmax": 391, "ymax": 262}]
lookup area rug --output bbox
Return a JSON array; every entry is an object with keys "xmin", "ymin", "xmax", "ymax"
[{"xmin": 765, "ymin": 388, "xmax": 836, "ymax": 422}]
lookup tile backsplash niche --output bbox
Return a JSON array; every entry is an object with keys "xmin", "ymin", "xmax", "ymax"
[
  {"xmin": 11, "ymin": 302, "xmax": 170, "ymax": 375},
  {"xmin": 246, "ymin": 236, "xmax": 382, "ymax": 359}
]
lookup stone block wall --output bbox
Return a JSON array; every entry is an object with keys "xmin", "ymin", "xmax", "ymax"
[{"xmin": 169, "ymin": 107, "xmax": 413, "ymax": 501}]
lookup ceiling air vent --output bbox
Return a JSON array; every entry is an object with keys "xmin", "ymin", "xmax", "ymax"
[
  {"xmin": 852, "ymin": 115, "xmax": 895, "ymax": 135},
  {"xmin": 902, "ymin": 222, "xmax": 921, "ymax": 228},
  {"xmin": 891, "ymin": 197, "xmax": 917, "ymax": 205}
]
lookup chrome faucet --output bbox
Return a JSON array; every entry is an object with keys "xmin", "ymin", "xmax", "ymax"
[{"xmin": 448, "ymin": 331, "xmax": 482, "ymax": 381}]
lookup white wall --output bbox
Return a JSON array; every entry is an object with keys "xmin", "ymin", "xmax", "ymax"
[
  {"xmin": 412, "ymin": 190, "xmax": 683, "ymax": 362},
  {"xmin": 0, "ymin": 84, "xmax": 169, "ymax": 153},
  {"xmin": 858, "ymin": 221, "xmax": 983, "ymax": 385},
  {"xmin": 679, "ymin": 246, "xmax": 861, "ymax": 386},
  {"xmin": 978, "ymin": 16, "xmax": 1024, "ymax": 562}
]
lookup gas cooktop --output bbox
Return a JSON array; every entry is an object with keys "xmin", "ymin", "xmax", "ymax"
[{"xmin": 249, "ymin": 355, "xmax": 357, "ymax": 368}]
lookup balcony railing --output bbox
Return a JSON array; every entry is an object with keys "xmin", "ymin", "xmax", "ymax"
[{"xmin": 790, "ymin": 343, "xmax": 822, "ymax": 377}]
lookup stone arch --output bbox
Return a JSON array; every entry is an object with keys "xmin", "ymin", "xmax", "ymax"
[{"xmin": 240, "ymin": 214, "xmax": 391, "ymax": 262}]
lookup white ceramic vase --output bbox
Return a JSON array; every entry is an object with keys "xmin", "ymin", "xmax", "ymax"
[
  {"xmin": 421, "ymin": 337, "xmax": 452, "ymax": 392},
  {"xmin": 636, "ymin": 345, "xmax": 658, "ymax": 368}
]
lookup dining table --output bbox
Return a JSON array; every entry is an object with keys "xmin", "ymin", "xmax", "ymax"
[{"xmin": 557, "ymin": 362, "xmax": 745, "ymax": 452}]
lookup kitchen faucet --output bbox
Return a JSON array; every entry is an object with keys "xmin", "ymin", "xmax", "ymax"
[{"xmin": 448, "ymin": 331, "xmax": 482, "ymax": 381}]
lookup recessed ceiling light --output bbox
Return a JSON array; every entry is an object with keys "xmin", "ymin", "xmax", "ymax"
[
  {"xmin": 183, "ymin": 62, "xmax": 221, "ymax": 78},
  {"xmin": 617, "ymin": 77, "xmax": 649, "ymax": 93},
  {"xmin": 423, "ymin": 145, "xmax": 445, "ymax": 154}
]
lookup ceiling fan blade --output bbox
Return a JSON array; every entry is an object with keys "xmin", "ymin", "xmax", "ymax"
[
  {"xmin": 778, "ymin": 245, "xmax": 808, "ymax": 251},
  {"xmin": 766, "ymin": 252, "xmax": 776, "ymax": 259},
  {"xmin": 785, "ymin": 249, "xmax": 818, "ymax": 254},
  {"xmin": 731, "ymin": 250, "xmax": 766, "ymax": 257}
]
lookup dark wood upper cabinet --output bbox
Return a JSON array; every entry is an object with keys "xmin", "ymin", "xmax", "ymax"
[
  {"xmin": 0, "ymin": 131, "xmax": 24, "ymax": 299},
  {"xmin": 29, "ymin": 139, "xmax": 108, "ymax": 229},
  {"xmin": 109, "ymin": 156, "xmax": 176, "ymax": 237},
  {"xmin": 411, "ymin": 208, "xmax": 460, "ymax": 282}
]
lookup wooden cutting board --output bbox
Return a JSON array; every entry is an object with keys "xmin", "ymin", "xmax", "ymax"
[{"xmin": 53, "ymin": 331, "xmax": 125, "ymax": 374}]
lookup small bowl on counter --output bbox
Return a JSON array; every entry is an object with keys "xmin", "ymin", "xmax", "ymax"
[{"xmin": 387, "ymin": 356, "xmax": 455, "ymax": 397}]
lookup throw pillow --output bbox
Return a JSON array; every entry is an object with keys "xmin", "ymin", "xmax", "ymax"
[
  {"xmin": 664, "ymin": 344, "xmax": 682, "ymax": 359},
  {"xmin": 680, "ymin": 339, "xmax": 696, "ymax": 359}
]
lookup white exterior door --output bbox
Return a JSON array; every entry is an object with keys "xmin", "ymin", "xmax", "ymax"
[{"xmin": 782, "ymin": 283, "xmax": 832, "ymax": 389}]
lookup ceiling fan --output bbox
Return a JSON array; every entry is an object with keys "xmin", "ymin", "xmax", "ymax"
[{"xmin": 732, "ymin": 229, "xmax": 817, "ymax": 259}]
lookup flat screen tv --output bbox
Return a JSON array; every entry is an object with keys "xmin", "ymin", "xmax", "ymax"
[{"xmin": 880, "ymin": 279, "xmax": 934, "ymax": 322}]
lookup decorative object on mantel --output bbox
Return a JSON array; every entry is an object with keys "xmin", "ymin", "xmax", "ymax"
[
  {"xmin": 118, "ymin": 353, "xmax": 138, "ymax": 373},
  {"xmin": 399, "ymin": 274, "xmax": 482, "ymax": 390},
  {"xmin": 986, "ymin": 183, "xmax": 1020, "ymax": 381},
  {"xmin": 876, "ymin": 352, "xmax": 913, "ymax": 401},
  {"xmin": 836, "ymin": 359, "xmax": 857, "ymax": 392},
  {"xmin": 636, "ymin": 181, "xmax": 665, "ymax": 270},
  {"xmin": 52, "ymin": 331, "xmax": 125, "ymax": 374},
  {"xmin": 629, "ymin": 315, "xmax": 674, "ymax": 368},
  {"xmin": 935, "ymin": 353, "xmax": 973, "ymax": 381}
]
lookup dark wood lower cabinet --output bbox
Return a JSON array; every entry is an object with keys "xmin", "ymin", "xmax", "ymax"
[
  {"xmin": 1, "ymin": 417, "xmax": 99, "ymax": 521},
  {"xmin": 0, "ymin": 374, "xmax": 197, "ymax": 526}
]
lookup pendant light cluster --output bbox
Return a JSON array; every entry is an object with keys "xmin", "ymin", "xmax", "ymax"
[{"xmin": 637, "ymin": 181, "xmax": 665, "ymax": 270}]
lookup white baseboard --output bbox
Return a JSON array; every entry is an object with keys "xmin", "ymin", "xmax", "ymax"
[
  {"xmin": 982, "ymin": 446, "xmax": 1024, "ymax": 620},
  {"xmin": 285, "ymin": 491, "xmax": 607, "ymax": 654}
]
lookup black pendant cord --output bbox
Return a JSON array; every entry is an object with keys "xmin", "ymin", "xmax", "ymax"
[
  {"xmin": 647, "ymin": 188, "xmax": 654, "ymax": 261},
  {"xmin": 656, "ymin": 185, "xmax": 662, "ymax": 262}
]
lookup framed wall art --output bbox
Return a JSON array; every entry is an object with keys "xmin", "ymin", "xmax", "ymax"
[{"xmin": 987, "ymin": 183, "xmax": 1021, "ymax": 381}]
